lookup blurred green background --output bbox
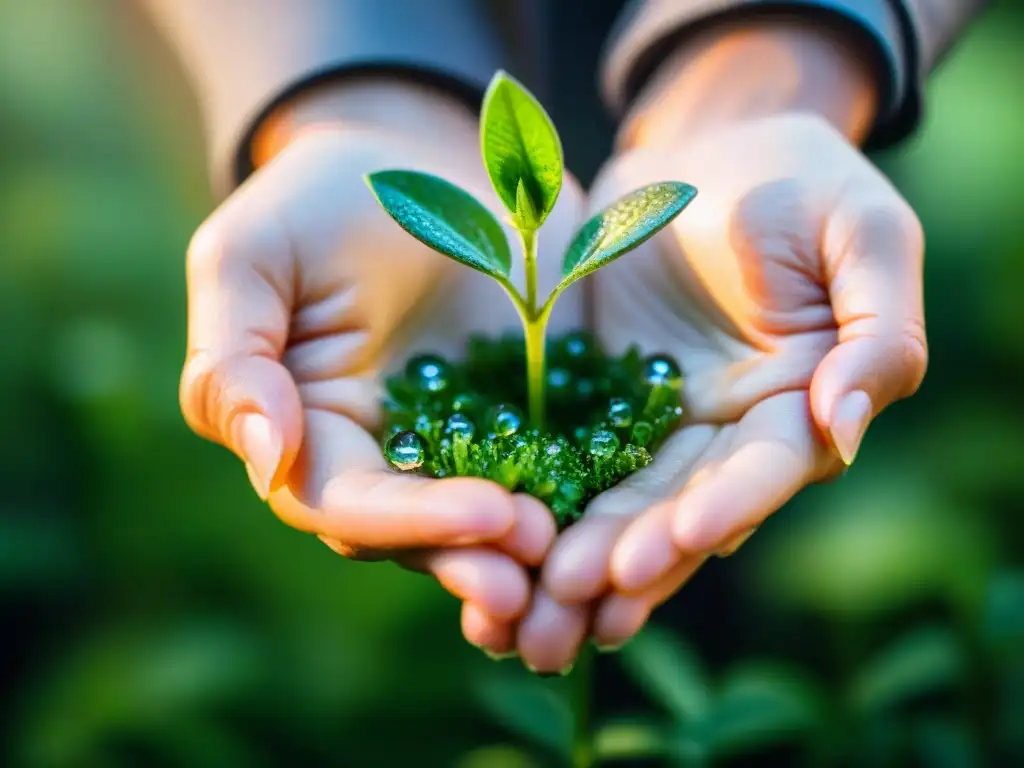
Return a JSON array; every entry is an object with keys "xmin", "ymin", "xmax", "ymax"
[{"xmin": 1, "ymin": 1, "xmax": 1021, "ymax": 766}]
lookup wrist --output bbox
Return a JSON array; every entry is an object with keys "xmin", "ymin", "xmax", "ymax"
[
  {"xmin": 252, "ymin": 77, "xmax": 479, "ymax": 168},
  {"xmin": 619, "ymin": 14, "xmax": 882, "ymax": 151}
]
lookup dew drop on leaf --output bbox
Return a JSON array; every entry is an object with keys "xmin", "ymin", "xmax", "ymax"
[
  {"xmin": 405, "ymin": 353, "xmax": 452, "ymax": 393},
  {"xmin": 643, "ymin": 354, "xmax": 682, "ymax": 390},
  {"xmin": 385, "ymin": 431, "xmax": 426, "ymax": 471},
  {"xmin": 607, "ymin": 398, "xmax": 633, "ymax": 429}
]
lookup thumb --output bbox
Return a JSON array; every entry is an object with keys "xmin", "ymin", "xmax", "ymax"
[
  {"xmin": 179, "ymin": 207, "xmax": 303, "ymax": 499},
  {"xmin": 810, "ymin": 182, "xmax": 928, "ymax": 465}
]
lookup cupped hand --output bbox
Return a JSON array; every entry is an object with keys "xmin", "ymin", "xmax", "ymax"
[
  {"xmin": 178, "ymin": 81, "xmax": 585, "ymax": 644},
  {"xmin": 520, "ymin": 112, "xmax": 928, "ymax": 671}
]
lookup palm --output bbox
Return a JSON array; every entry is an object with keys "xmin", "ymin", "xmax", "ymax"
[
  {"xmin": 183, "ymin": 125, "xmax": 584, "ymax": 640},
  {"xmin": 237, "ymin": 130, "xmax": 584, "ymax": 539},
  {"xmin": 535, "ymin": 120, "xmax": 901, "ymax": 658}
]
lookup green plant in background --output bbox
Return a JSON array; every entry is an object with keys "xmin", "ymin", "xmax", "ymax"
[
  {"xmin": 365, "ymin": 70, "xmax": 696, "ymax": 768},
  {"xmin": 474, "ymin": 602, "xmax": 1024, "ymax": 767}
]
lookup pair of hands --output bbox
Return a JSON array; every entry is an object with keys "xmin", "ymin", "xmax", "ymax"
[{"xmin": 179, "ymin": 26, "xmax": 927, "ymax": 673}]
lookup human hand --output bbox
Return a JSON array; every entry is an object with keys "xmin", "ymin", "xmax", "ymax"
[
  {"xmin": 178, "ymin": 79, "xmax": 585, "ymax": 643},
  {"xmin": 521, "ymin": 18, "xmax": 928, "ymax": 671}
]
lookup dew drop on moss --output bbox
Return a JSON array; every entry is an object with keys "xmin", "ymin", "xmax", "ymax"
[
  {"xmin": 451, "ymin": 393, "xmax": 477, "ymax": 412},
  {"xmin": 607, "ymin": 398, "xmax": 633, "ymax": 429},
  {"xmin": 385, "ymin": 431, "xmax": 425, "ymax": 471},
  {"xmin": 488, "ymin": 404, "xmax": 522, "ymax": 437},
  {"xmin": 588, "ymin": 429, "xmax": 620, "ymax": 459},
  {"xmin": 643, "ymin": 354, "xmax": 682, "ymax": 390},
  {"xmin": 631, "ymin": 420, "xmax": 654, "ymax": 446},
  {"xmin": 405, "ymin": 353, "xmax": 452, "ymax": 393},
  {"xmin": 444, "ymin": 412, "xmax": 476, "ymax": 441}
]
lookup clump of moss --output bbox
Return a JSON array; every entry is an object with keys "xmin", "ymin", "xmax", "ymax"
[{"xmin": 381, "ymin": 331, "xmax": 683, "ymax": 528}]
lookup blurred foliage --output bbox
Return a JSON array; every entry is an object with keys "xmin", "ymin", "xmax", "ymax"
[{"xmin": 1, "ymin": 1, "xmax": 1022, "ymax": 766}]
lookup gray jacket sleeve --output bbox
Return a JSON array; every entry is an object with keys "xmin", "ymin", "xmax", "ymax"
[
  {"xmin": 601, "ymin": 0, "xmax": 989, "ymax": 149},
  {"xmin": 140, "ymin": 0, "xmax": 507, "ymax": 198}
]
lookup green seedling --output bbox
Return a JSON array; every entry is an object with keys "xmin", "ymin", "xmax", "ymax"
[
  {"xmin": 366, "ymin": 70, "xmax": 697, "ymax": 432},
  {"xmin": 365, "ymin": 70, "xmax": 697, "ymax": 768}
]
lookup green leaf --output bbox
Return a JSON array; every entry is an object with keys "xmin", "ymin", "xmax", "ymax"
[
  {"xmin": 982, "ymin": 570, "xmax": 1024, "ymax": 655},
  {"xmin": 480, "ymin": 70, "xmax": 562, "ymax": 230},
  {"xmin": 704, "ymin": 663, "xmax": 824, "ymax": 757},
  {"xmin": 848, "ymin": 626, "xmax": 966, "ymax": 714},
  {"xmin": 557, "ymin": 182, "xmax": 697, "ymax": 292},
  {"xmin": 912, "ymin": 716, "xmax": 984, "ymax": 768},
  {"xmin": 619, "ymin": 626, "xmax": 711, "ymax": 722},
  {"xmin": 365, "ymin": 170, "xmax": 511, "ymax": 279},
  {"xmin": 594, "ymin": 720, "xmax": 671, "ymax": 761},
  {"xmin": 474, "ymin": 673, "xmax": 572, "ymax": 759}
]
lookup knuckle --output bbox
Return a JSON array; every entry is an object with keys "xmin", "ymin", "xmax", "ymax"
[
  {"xmin": 186, "ymin": 218, "xmax": 235, "ymax": 281},
  {"xmin": 178, "ymin": 350, "xmax": 215, "ymax": 437},
  {"xmin": 897, "ymin": 320, "xmax": 929, "ymax": 396},
  {"xmin": 178, "ymin": 351, "xmax": 239, "ymax": 442}
]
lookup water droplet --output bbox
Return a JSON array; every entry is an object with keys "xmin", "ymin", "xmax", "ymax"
[
  {"xmin": 451, "ymin": 393, "xmax": 477, "ymax": 413},
  {"xmin": 547, "ymin": 367, "xmax": 572, "ymax": 392},
  {"xmin": 444, "ymin": 412, "xmax": 476, "ymax": 441},
  {"xmin": 589, "ymin": 429, "xmax": 620, "ymax": 459},
  {"xmin": 509, "ymin": 434, "xmax": 530, "ymax": 451},
  {"xmin": 488, "ymin": 404, "xmax": 522, "ymax": 437},
  {"xmin": 385, "ymin": 431, "xmax": 425, "ymax": 471},
  {"xmin": 545, "ymin": 442, "xmax": 564, "ymax": 457},
  {"xmin": 631, "ymin": 420, "xmax": 654, "ymax": 446},
  {"xmin": 575, "ymin": 378, "xmax": 595, "ymax": 398},
  {"xmin": 562, "ymin": 332, "xmax": 593, "ymax": 360},
  {"xmin": 413, "ymin": 413, "xmax": 435, "ymax": 438},
  {"xmin": 559, "ymin": 480, "xmax": 584, "ymax": 503},
  {"xmin": 643, "ymin": 354, "xmax": 682, "ymax": 389},
  {"xmin": 607, "ymin": 398, "xmax": 633, "ymax": 429},
  {"xmin": 574, "ymin": 426, "xmax": 591, "ymax": 445},
  {"xmin": 405, "ymin": 353, "xmax": 452, "ymax": 393}
]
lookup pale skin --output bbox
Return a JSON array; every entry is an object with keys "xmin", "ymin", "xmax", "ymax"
[{"xmin": 180, "ymin": 16, "xmax": 928, "ymax": 673}]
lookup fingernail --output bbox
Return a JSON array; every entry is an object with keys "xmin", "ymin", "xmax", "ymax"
[
  {"xmin": 232, "ymin": 413, "xmax": 282, "ymax": 500},
  {"xmin": 527, "ymin": 663, "xmax": 574, "ymax": 677},
  {"xmin": 829, "ymin": 390, "xmax": 872, "ymax": 465},
  {"xmin": 482, "ymin": 649, "xmax": 518, "ymax": 662},
  {"xmin": 714, "ymin": 528, "xmax": 755, "ymax": 558},
  {"xmin": 594, "ymin": 641, "xmax": 624, "ymax": 654}
]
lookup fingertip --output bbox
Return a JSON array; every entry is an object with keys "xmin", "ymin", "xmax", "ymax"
[
  {"xmin": 593, "ymin": 594, "xmax": 650, "ymax": 651},
  {"xmin": 428, "ymin": 548, "xmax": 531, "ymax": 621},
  {"xmin": 462, "ymin": 603, "xmax": 516, "ymax": 658},
  {"xmin": 516, "ymin": 590, "xmax": 588, "ymax": 675}
]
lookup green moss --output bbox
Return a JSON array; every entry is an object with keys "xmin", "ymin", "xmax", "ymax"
[{"xmin": 381, "ymin": 331, "xmax": 683, "ymax": 529}]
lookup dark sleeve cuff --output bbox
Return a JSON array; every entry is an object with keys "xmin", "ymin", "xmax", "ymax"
[
  {"xmin": 599, "ymin": 0, "xmax": 921, "ymax": 151},
  {"xmin": 142, "ymin": 0, "xmax": 506, "ymax": 199}
]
